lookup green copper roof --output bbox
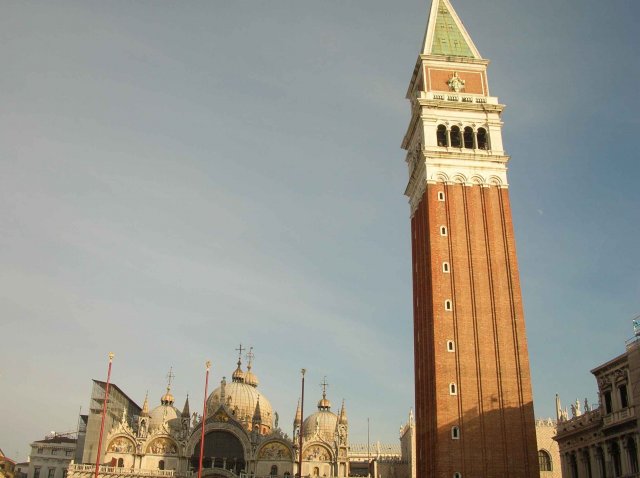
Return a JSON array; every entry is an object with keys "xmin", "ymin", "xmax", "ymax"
[{"xmin": 431, "ymin": 0, "xmax": 474, "ymax": 58}]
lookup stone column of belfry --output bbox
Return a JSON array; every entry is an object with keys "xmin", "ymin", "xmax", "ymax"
[{"xmin": 401, "ymin": 1, "xmax": 539, "ymax": 477}]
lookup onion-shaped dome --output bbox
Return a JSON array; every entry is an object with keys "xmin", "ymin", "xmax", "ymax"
[
  {"xmin": 231, "ymin": 360, "xmax": 246, "ymax": 383},
  {"xmin": 160, "ymin": 387, "xmax": 175, "ymax": 406},
  {"xmin": 318, "ymin": 396, "xmax": 331, "ymax": 410},
  {"xmin": 245, "ymin": 363, "xmax": 259, "ymax": 388}
]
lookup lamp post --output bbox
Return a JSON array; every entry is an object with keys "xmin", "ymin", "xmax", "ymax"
[{"xmin": 298, "ymin": 368, "xmax": 306, "ymax": 478}]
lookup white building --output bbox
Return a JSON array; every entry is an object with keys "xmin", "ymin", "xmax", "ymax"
[{"xmin": 27, "ymin": 436, "xmax": 77, "ymax": 478}]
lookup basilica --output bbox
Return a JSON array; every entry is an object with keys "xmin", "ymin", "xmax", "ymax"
[{"xmin": 67, "ymin": 349, "xmax": 414, "ymax": 478}]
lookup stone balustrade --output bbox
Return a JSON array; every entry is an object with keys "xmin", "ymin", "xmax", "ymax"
[{"xmin": 68, "ymin": 464, "xmax": 175, "ymax": 478}]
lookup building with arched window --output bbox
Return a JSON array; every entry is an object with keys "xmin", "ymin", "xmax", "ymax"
[
  {"xmin": 535, "ymin": 419, "xmax": 560, "ymax": 478},
  {"xmin": 554, "ymin": 334, "xmax": 640, "ymax": 478}
]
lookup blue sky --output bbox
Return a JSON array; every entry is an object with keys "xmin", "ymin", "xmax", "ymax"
[{"xmin": 1, "ymin": 0, "xmax": 639, "ymax": 461}]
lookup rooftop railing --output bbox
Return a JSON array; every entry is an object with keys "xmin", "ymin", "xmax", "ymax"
[
  {"xmin": 416, "ymin": 91, "xmax": 498, "ymax": 105},
  {"xmin": 69, "ymin": 464, "xmax": 175, "ymax": 478}
]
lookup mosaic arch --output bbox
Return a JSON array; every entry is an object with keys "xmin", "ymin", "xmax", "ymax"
[
  {"xmin": 302, "ymin": 445, "xmax": 331, "ymax": 461},
  {"xmin": 146, "ymin": 437, "xmax": 178, "ymax": 455},
  {"xmin": 258, "ymin": 442, "xmax": 292, "ymax": 460},
  {"xmin": 107, "ymin": 437, "xmax": 135, "ymax": 454}
]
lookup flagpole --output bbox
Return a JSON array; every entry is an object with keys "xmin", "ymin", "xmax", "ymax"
[
  {"xmin": 367, "ymin": 417, "xmax": 371, "ymax": 478},
  {"xmin": 298, "ymin": 368, "xmax": 306, "ymax": 478},
  {"xmin": 198, "ymin": 361, "xmax": 211, "ymax": 478},
  {"xmin": 94, "ymin": 352, "xmax": 114, "ymax": 478}
]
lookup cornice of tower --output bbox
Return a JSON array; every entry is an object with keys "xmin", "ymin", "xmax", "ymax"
[{"xmin": 405, "ymin": 157, "xmax": 510, "ymax": 217}]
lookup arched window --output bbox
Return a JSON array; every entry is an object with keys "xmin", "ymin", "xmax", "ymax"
[
  {"xmin": 612, "ymin": 441, "xmax": 622, "ymax": 477},
  {"xmin": 451, "ymin": 426, "xmax": 460, "ymax": 439},
  {"xmin": 313, "ymin": 467, "xmax": 320, "ymax": 476},
  {"xmin": 270, "ymin": 465, "xmax": 278, "ymax": 476},
  {"xmin": 443, "ymin": 262, "xmax": 450, "ymax": 273},
  {"xmin": 445, "ymin": 300, "xmax": 453, "ymax": 311},
  {"xmin": 538, "ymin": 450, "xmax": 552, "ymax": 471},
  {"xmin": 628, "ymin": 437, "xmax": 639, "ymax": 473},
  {"xmin": 453, "ymin": 473, "xmax": 462, "ymax": 478},
  {"xmin": 117, "ymin": 459, "xmax": 124, "ymax": 468},
  {"xmin": 158, "ymin": 461, "xmax": 165, "ymax": 471},
  {"xmin": 447, "ymin": 340, "xmax": 455, "ymax": 352},
  {"xmin": 463, "ymin": 127, "xmax": 474, "ymax": 149},
  {"xmin": 440, "ymin": 226, "xmax": 448, "ymax": 236},
  {"xmin": 438, "ymin": 191, "xmax": 445, "ymax": 201},
  {"xmin": 477, "ymin": 128, "xmax": 489, "ymax": 150},
  {"xmin": 437, "ymin": 125, "xmax": 448, "ymax": 147},
  {"xmin": 450, "ymin": 126, "xmax": 462, "ymax": 148},
  {"xmin": 450, "ymin": 383, "xmax": 457, "ymax": 395}
]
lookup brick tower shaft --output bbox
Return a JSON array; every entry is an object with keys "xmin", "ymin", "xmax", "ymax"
[{"xmin": 402, "ymin": 1, "xmax": 539, "ymax": 477}]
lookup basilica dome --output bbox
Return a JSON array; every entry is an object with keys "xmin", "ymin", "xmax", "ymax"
[
  {"xmin": 302, "ymin": 392, "xmax": 338, "ymax": 442},
  {"xmin": 206, "ymin": 359, "xmax": 273, "ymax": 432},
  {"xmin": 149, "ymin": 388, "xmax": 181, "ymax": 432}
]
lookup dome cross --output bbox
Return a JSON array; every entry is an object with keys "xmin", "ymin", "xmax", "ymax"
[
  {"xmin": 320, "ymin": 376, "xmax": 329, "ymax": 398},
  {"xmin": 166, "ymin": 367, "xmax": 175, "ymax": 390},
  {"xmin": 246, "ymin": 347, "xmax": 255, "ymax": 367},
  {"xmin": 235, "ymin": 344, "xmax": 245, "ymax": 361}
]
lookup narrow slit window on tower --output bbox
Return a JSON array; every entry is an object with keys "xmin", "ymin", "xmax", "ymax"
[
  {"xmin": 451, "ymin": 426, "xmax": 460, "ymax": 439},
  {"xmin": 445, "ymin": 300, "xmax": 453, "ymax": 311},
  {"xmin": 443, "ymin": 262, "xmax": 450, "ymax": 273},
  {"xmin": 450, "ymin": 383, "xmax": 457, "ymax": 395},
  {"xmin": 438, "ymin": 191, "xmax": 445, "ymax": 201},
  {"xmin": 440, "ymin": 226, "xmax": 447, "ymax": 236},
  {"xmin": 463, "ymin": 127, "xmax": 474, "ymax": 149},
  {"xmin": 477, "ymin": 128, "xmax": 489, "ymax": 150},
  {"xmin": 447, "ymin": 340, "xmax": 455, "ymax": 352},
  {"xmin": 437, "ymin": 125, "xmax": 448, "ymax": 147},
  {"xmin": 450, "ymin": 126, "xmax": 462, "ymax": 148}
]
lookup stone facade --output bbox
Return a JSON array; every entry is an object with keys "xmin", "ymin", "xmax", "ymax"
[
  {"xmin": 554, "ymin": 337, "xmax": 640, "ymax": 478},
  {"xmin": 27, "ymin": 436, "xmax": 77, "ymax": 478},
  {"xmin": 402, "ymin": 1, "xmax": 539, "ymax": 476},
  {"xmin": 69, "ymin": 351, "xmax": 415, "ymax": 478},
  {"xmin": 536, "ymin": 420, "xmax": 561, "ymax": 478}
]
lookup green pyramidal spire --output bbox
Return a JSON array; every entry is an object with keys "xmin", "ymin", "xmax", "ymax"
[{"xmin": 429, "ymin": 0, "xmax": 476, "ymax": 58}]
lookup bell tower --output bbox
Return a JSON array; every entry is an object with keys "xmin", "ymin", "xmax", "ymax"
[{"xmin": 402, "ymin": 1, "xmax": 539, "ymax": 477}]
